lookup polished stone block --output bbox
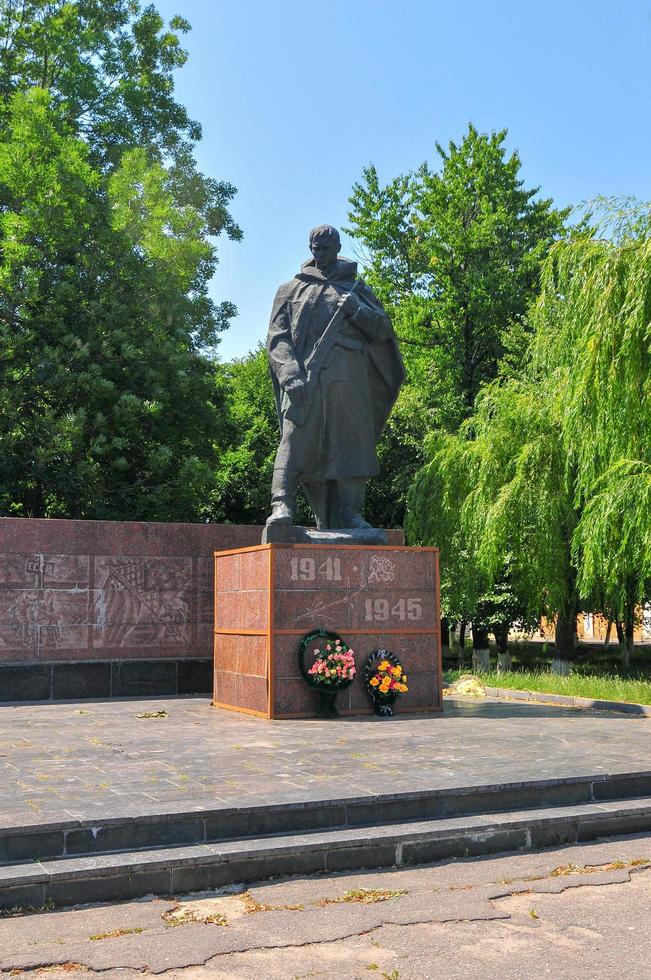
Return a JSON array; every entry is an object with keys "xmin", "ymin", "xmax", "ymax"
[{"xmin": 213, "ymin": 543, "xmax": 441, "ymax": 719}]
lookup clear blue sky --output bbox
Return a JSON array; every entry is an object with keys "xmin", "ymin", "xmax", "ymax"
[{"xmin": 154, "ymin": 0, "xmax": 651, "ymax": 361}]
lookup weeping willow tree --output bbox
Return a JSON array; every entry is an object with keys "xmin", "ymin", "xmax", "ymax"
[
  {"xmin": 406, "ymin": 429, "xmax": 482, "ymax": 650},
  {"xmin": 407, "ymin": 377, "xmax": 580, "ymax": 657},
  {"xmin": 462, "ymin": 380, "xmax": 580, "ymax": 655},
  {"xmin": 530, "ymin": 198, "xmax": 651, "ymax": 664},
  {"xmin": 406, "ymin": 394, "xmax": 544, "ymax": 656},
  {"xmin": 408, "ymin": 198, "xmax": 651, "ymax": 663}
]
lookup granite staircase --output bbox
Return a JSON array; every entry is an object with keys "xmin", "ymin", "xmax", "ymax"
[{"xmin": 2, "ymin": 770, "xmax": 651, "ymax": 910}]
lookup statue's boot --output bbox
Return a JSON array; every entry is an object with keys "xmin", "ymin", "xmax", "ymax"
[
  {"xmin": 302, "ymin": 481, "xmax": 329, "ymax": 530},
  {"xmin": 338, "ymin": 478, "xmax": 373, "ymax": 530},
  {"xmin": 266, "ymin": 500, "xmax": 294, "ymax": 525},
  {"xmin": 266, "ymin": 469, "xmax": 298, "ymax": 525}
]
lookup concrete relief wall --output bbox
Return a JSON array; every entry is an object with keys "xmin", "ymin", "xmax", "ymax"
[{"xmin": 0, "ymin": 519, "xmax": 261, "ymax": 667}]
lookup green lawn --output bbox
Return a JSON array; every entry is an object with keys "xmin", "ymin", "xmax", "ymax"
[{"xmin": 444, "ymin": 669, "xmax": 651, "ymax": 705}]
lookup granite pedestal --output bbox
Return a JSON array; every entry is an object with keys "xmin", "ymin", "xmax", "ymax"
[{"xmin": 213, "ymin": 543, "xmax": 441, "ymax": 719}]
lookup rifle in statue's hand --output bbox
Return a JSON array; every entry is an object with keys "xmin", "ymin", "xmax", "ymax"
[{"xmin": 284, "ymin": 278, "xmax": 364, "ymax": 427}]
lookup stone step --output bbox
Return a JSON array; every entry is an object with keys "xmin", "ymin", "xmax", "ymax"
[
  {"xmin": 2, "ymin": 770, "xmax": 651, "ymax": 868},
  {"xmin": 2, "ymin": 795, "xmax": 651, "ymax": 910}
]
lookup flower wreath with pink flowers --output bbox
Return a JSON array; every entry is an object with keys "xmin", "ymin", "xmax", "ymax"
[{"xmin": 298, "ymin": 629, "xmax": 356, "ymax": 690}]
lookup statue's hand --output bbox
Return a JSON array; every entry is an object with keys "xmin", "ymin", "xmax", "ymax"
[
  {"xmin": 340, "ymin": 291, "xmax": 363, "ymax": 318},
  {"xmin": 284, "ymin": 376, "xmax": 307, "ymax": 411}
]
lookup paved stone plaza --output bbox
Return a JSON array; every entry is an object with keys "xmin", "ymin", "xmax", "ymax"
[{"xmin": 1, "ymin": 696, "xmax": 650, "ymax": 829}]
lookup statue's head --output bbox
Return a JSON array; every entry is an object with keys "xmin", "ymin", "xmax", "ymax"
[{"xmin": 309, "ymin": 224, "xmax": 340, "ymax": 272}]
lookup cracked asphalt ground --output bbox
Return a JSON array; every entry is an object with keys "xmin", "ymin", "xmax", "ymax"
[{"xmin": 1, "ymin": 835, "xmax": 650, "ymax": 979}]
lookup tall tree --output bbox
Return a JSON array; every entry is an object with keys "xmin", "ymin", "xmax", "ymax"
[
  {"xmin": 0, "ymin": 3, "xmax": 241, "ymax": 519},
  {"xmin": 531, "ymin": 198, "xmax": 651, "ymax": 664},
  {"xmin": 409, "ymin": 198, "xmax": 651, "ymax": 663},
  {"xmin": 207, "ymin": 347, "xmax": 278, "ymax": 525},
  {"xmin": 0, "ymin": 90, "xmax": 227, "ymax": 519},
  {"xmin": 0, "ymin": 0, "xmax": 241, "ymax": 322},
  {"xmin": 347, "ymin": 125, "xmax": 567, "ymax": 531},
  {"xmin": 347, "ymin": 124, "xmax": 568, "ymax": 430},
  {"xmin": 2, "ymin": 1, "xmax": 194, "ymax": 155},
  {"xmin": 406, "ymin": 394, "xmax": 552, "ymax": 657}
]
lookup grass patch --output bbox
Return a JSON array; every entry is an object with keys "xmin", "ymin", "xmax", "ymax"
[
  {"xmin": 445, "ymin": 669, "xmax": 651, "ymax": 704},
  {"xmin": 136, "ymin": 710, "xmax": 168, "ymax": 719}
]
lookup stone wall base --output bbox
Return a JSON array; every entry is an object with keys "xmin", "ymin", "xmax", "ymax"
[{"xmin": 0, "ymin": 658, "xmax": 212, "ymax": 703}]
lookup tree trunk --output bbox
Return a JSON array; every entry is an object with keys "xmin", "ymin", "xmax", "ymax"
[
  {"xmin": 493, "ymin": 626, "xmax": 509, "ymax": 655},
  {"xmin": 497, "ymin": 652, "xmax": 512, "ymax": 673},
  {"xmin": 614, "ymin": 620, "xmax": 630, "ymax": 669},
  {"xmin": 458, "ymin": 621, "xmax": 467, "ymax": 668},
  {"xmin": 441, "ymin": 617, "xmax": 450, "ymax": 649},
  {"xmin": 555, "ymin": 610, "xmax": 577, "ymax": 659},
  {"xmin": 604, "ymin": 618, "xmax": 613, "ymax": 649},
  {"xmin": 472, "ymin": 624, "xmax": 490, "ymax": 672},
  {"xmin": 625, "ymin": 625, "xmax": 634, "ymax": 669},
  {"xmin": 622, "ymin": 603, "xmax": 635, "ymax": 671},
  {"xmin": 493, "ymin": 626, "xmax": 511, "ymax": 671}
]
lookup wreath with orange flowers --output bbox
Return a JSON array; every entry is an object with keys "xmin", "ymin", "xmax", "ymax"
[{"xmin": 363, "ymin": 650, "xmax": 408, "ymax": 717}]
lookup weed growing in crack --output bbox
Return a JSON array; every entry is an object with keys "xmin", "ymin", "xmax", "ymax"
[
  {"xmin": 0, "ymin": 899, "xmax": 55, "ymax": 918},
  {"xmin": 315, "ymin": 888, "xmax": 407, "ymax": 907},
  {"xmin": 497, "ymin": 857, "xmax": 651, "ymax": 891},
  {"xmin": 162, "ymin": 908, "xmax": 228, "ymax": 927},
  {"xmin": 11, "ymin": 963, "xmax": 86, "ymax": 974},
  {"xmin": 242, "ymin": 891, "xmax": 304, "ymax": 913},
  {"xmin": 89, "ymin": 927, "xmax": 144, "ymax": 940},
  {"xmin": 548, "ymin": 858, "xmax": 650, "ymax": 877}
]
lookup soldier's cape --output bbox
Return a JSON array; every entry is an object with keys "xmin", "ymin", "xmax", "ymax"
[{"xmin": 267, "ymin": 257, "xmax": 405, "ymax": 436}]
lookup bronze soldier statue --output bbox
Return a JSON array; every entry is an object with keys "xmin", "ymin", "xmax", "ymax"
[{"xmin": 266, "ymin": 224, "xmax": 405, "ymax": 533}]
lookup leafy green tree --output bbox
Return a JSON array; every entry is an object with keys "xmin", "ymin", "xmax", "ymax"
[
  {"xmin": 531, "ymin": 198, "xmax": 651, "ymax": 664},
  {"xmin": 364, "ymin": 385, "xmax": 429, "ymax": 530},
  {"xmin": 406, "ymin": 428, "xmax": 481, "ymax": 635},
  {"xmin": 0, "ymin": 2, "xmax": 241, "ymax": 520},
  {"xmin": 347, "ymin": 125, "xmax": 567, "ymax": 534},
  {"xmin": 0, "ymin": 89, "xmax": 230, "ymax": 519},
  {"xmin": 2, "ymin": 1, "xmax": 192, "ymax": 155},
  {"xmin": 406, "ymin": 408, "xmax": 547, "ymax": 657},
  {"xmin": 462, "ymin": 380, "xmax": 580, "ymax": 657},
  {"xmin": 347, "ymin": 124, "xmax": 568, "ymax": 430},
  {"xmin": 206, "ymin": 347, "xmax": 278, "ymax": 525},
  {"xmin": 410, "ymin": 198, "xmax": 651, "ymax": 663},
  {"xmin": 0, "ymin": 1, "xmax": 242, "ymax": 276}
]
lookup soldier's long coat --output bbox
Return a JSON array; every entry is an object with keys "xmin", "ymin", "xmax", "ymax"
[{"xmin": 267, "ymin": 257, "xmax": 405, "ymax": 481}]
